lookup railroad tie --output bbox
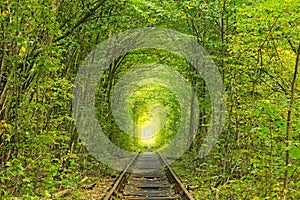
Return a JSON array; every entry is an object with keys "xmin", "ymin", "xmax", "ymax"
[{"xmin": 122, "ymin": 152, "xmax": 180, "ymax": 200}]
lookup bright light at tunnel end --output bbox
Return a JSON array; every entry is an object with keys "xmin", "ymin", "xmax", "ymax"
[{"xmin": 72, "ymin": 27, "xmax": 226, "ymax": 173}]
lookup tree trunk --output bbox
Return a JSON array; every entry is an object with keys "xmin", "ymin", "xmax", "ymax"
[{"xmin": 283, "ymin": 43, "xmax": 300, "ymax": 199}]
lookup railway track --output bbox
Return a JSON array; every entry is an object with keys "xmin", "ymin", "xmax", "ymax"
[{"xmin": 104, "ymin": 151, "xmax": 194, "ymax": 200}]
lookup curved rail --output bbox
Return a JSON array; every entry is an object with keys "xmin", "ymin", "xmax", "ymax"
[
  {"xmin": 103, "ymin": 152, "xmax": 140, "ymax": 200},
  {"xmin": 157, "ymin": 151, "xmax": 195, "ymax": 200}
]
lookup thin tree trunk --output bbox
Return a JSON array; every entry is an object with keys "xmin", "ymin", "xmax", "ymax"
[
  {"xmin": 221, "ymin": 0, "xmax": 226, "ymax": 82},
  {"xmin": 283, "ymin": 43, "xmax": 300, "ymax": 199},
  {"xmin": 189, "ymin": 87, "xmax": 195, "ymax": 147}
]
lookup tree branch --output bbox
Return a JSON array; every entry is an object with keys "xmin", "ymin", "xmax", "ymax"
[{"xmin": 54, "ymin": 0, "xmax": 107, "ymax": 43}]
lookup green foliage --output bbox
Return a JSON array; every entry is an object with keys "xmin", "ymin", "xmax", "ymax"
[
  {"xmin": 0, "ymin": 0, "xmax": 299, "ymax": 198},
  {"xmin": 171, "ymin": 0, "xmax": 300, "ymax": 199},
  {"xmin": 128, "ymin": 84, "xmax": 181, "ymax": 149}
]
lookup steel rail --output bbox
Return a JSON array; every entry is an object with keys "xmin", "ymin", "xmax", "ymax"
[
  {"xmin": 156, "ymin": 151, "xmax": 195, "ymax": 200},
  {"xmin": 103, "ymin": 152, "xmax": 140, "ymax": 200}
]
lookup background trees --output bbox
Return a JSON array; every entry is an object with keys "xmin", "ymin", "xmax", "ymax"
[{"xmin": 0, "ymin": 0, "xmax": 299, "ymax": 199}]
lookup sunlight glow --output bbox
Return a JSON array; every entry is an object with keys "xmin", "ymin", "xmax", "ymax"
[
  {"xmin": 136, "ymin": 104, "xmax": 167, "ymax": 146},
  {"xmin": 139, "ymin": 125, "xmax": 156, "ymax": 145}
]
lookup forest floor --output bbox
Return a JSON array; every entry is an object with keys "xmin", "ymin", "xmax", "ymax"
[
  {"xmin": 76, "ymin": 178, "xmax": 112, "ymax": 200},
  {"xmin": 51, "ymin": 176, "xmax": 114, "ymax": 199}
]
